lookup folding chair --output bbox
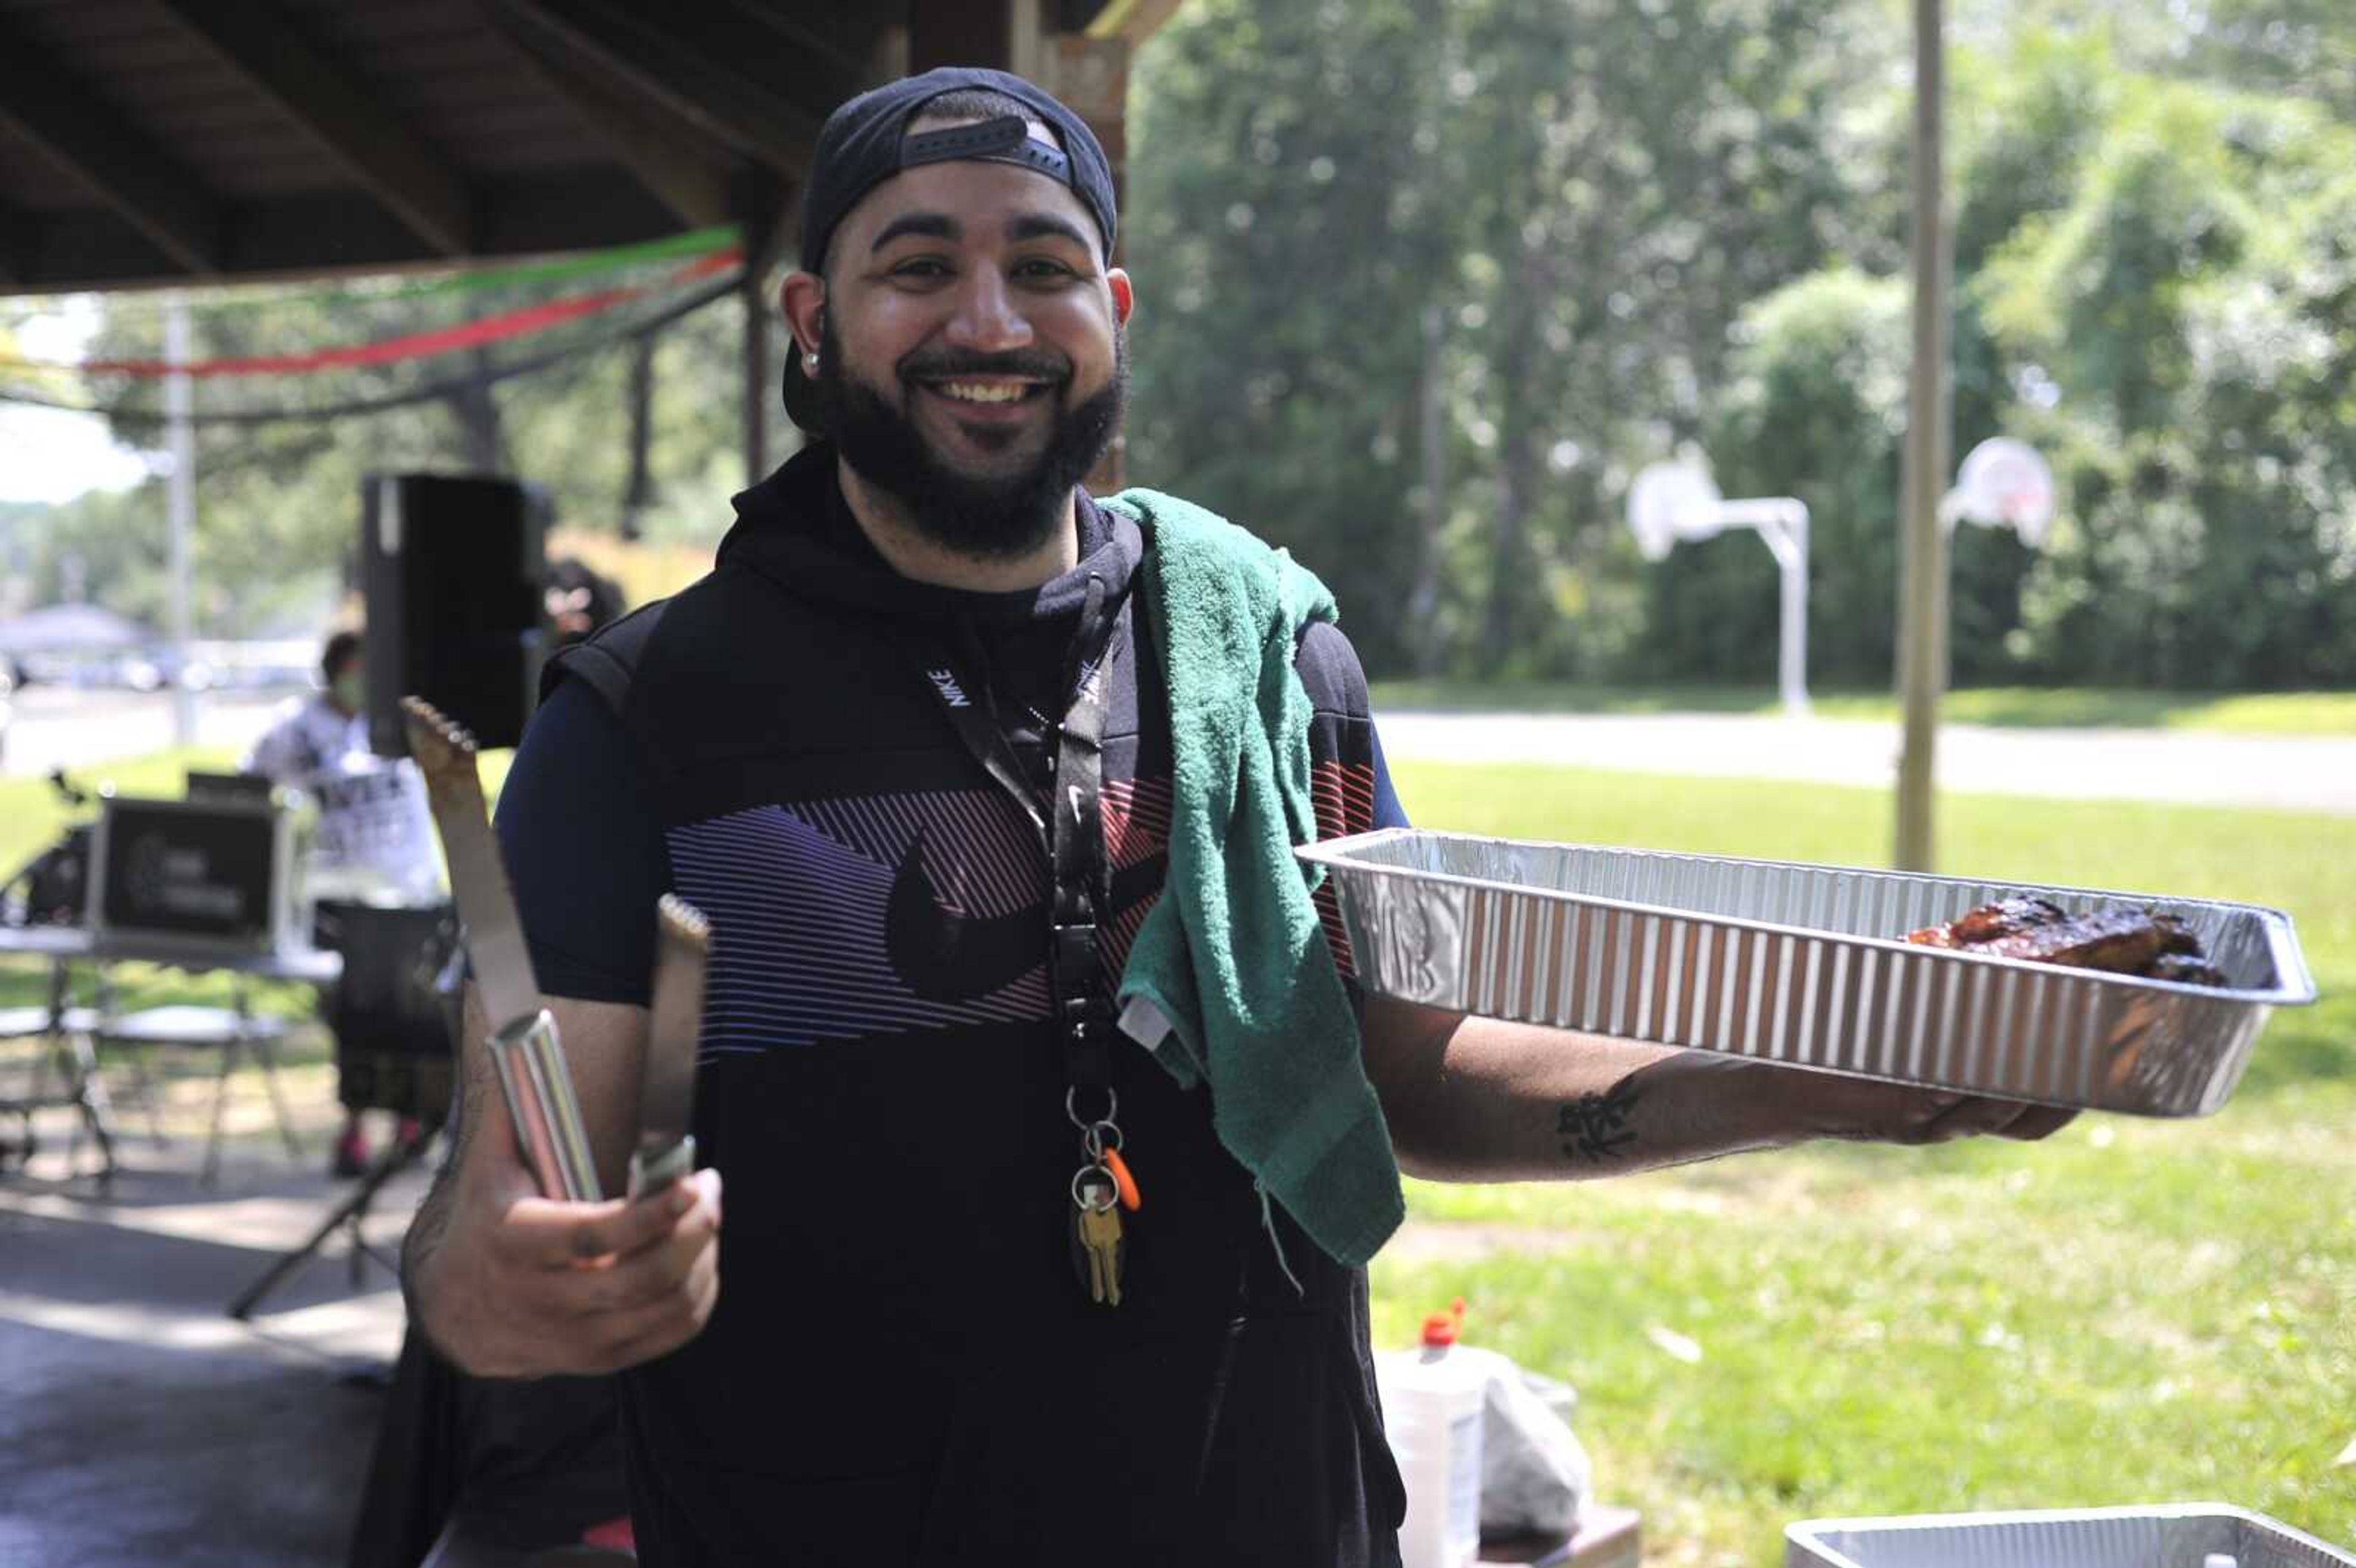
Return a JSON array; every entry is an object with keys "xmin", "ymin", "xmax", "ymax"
[{"xmin": 96, "ymin": 984, "xmax": 303, "ymax": 1185}]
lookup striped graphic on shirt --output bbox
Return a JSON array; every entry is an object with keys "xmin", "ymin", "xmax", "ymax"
[
  {"xmin": 667, "ymin": 778, "xmax": 1175, "ymax": 1056},
  {"xmin": 668, "ymin": 796, "xmax": 1049, "ymax": 1055},
  {"xmin": 663, "ymin": 761, "xmax": 1371, "ymax": 1057},
  {"xmin": 1309, "ymin": 758, "xmax": 1377, "ymax": 977},
  {"xmin": 1097, "ymin": 775, "xmax": 1170, "ymax": 976}
]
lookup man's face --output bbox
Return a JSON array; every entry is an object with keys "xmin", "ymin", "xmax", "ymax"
[{"xmin": 803, "ymin": 120, "xmax": 1131, "ymax": 557}]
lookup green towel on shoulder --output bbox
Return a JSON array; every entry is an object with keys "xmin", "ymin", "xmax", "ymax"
[{"xmin": 1099, "ymin": 488, "xmax": 1406, "ymax": 1272}]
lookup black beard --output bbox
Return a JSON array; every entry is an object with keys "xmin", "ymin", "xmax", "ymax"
[{"xmin": 815, "ymin": 318, "xmax": 1126, "ymax": 561}]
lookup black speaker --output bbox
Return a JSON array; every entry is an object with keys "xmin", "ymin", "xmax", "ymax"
[
  {"xmin": 317, "ymin": 900, "xmax": 459, "ymax": 1120},
  {"xmin": 361, "ymin": 473, "xmax": 549, "ymax": 756}
]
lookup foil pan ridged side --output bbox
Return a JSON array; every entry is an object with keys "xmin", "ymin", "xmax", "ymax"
[
  {"xmin": 1785, "ymin": 1504, "xmax": 2356, "ymax": 1568},
  {"xmin": 1298, "ymin": 830, "xmax": 2316, "ymax": 1117}
]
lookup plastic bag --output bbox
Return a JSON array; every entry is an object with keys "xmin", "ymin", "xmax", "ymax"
[{"xmin": 1460, "ymin": 1346, "xmax": 1592, "ymax": 1536}]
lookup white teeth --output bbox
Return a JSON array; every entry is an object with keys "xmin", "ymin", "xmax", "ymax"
[{"xmin": 935, "ymin": 382, "xmax": 1031, "ymax": 403}]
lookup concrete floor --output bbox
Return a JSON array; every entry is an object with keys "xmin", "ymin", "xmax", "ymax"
[{"xmin": 0, "ymin": 1109, "xmax": 425, "ymax": 1568}]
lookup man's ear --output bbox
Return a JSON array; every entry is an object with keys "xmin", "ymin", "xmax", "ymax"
[
  {"xmin": 1108, "ymin": 268, "xmax": 1134, "ymax": 326},
  {"xmin": 780, "ymin": 271, "xmax": 826, "ymax": 358}
]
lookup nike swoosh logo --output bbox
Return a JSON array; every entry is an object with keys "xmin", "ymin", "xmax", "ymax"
[{"xmin": 885, "ymin": 828, "xmax": 1165, "ymax": 1003}]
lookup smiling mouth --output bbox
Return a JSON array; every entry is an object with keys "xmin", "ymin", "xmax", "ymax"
[{"xmin": 917, "ymin": 378, "xmax": 1054, "ymax": 407}]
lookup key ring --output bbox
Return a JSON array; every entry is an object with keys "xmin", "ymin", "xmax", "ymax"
[
  {"xmin": 1071, "ymin": 1163, "xmax": 1118, "ymax": 1213},
  {"xmin": 1066, "ymin": 1085, "xmax": 1118, "ymax": 1132},
  {"xmin": 1080, "ymin": 1119, "xmax": 1123, "ymax": 1162}
]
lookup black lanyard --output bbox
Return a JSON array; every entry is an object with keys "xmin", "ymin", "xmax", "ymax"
[{"xmin": 907, "ymin": 574, "xmax": 1131, "ymax": 1099}]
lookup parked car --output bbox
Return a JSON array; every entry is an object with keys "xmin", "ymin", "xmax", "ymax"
[{"xmin": 115, "ymin": 650, "xmax": 217, "ymax": 693}]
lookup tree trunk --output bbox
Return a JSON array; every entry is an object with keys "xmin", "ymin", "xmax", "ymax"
[
  {"xmin": 444, "ymin": 342, "xmax": 510, "ymax": 474},
  {"xmin": 1409, "ymin": 304, "xmax": 1449, "ymax": 675},
  {"xmin": 1479, "ymin": 253, "xmax": 1546, "ymax": 674},
  {"xmin": 622, "ymin": 334, "xmax": 656, "ymax": 540}
]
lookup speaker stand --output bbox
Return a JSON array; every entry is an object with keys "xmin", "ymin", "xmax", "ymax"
[{"xmin": 228, "ymin": 1127, "xmax": 434, "ymax": 1321}]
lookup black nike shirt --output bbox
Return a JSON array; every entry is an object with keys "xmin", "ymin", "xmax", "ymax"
[
  {"xmin": 493, "ymin": 444, "xmax": 1414, "ymax": 1568},
  {"xmin": 496, "ymin": 544, "xmax": 1411, "ymax": 1007}
]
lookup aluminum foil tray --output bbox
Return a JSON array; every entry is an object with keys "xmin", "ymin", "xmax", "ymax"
[
  {"xmin": 1297, "ymin": 830, "xmax": 2316, "ymax": 1116},
  {"xmin": 1785, "ymin": 1504, "xmax": 2355, "ymax": 1568}
]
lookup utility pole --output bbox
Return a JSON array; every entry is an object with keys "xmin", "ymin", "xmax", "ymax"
[
  {"xmin": 1895, "ymin": 0, "xmax": 1950, "ymax": 872},
  {"xmin": 164, "ymin": 294, "xmax": 198, "ymax": 749}
]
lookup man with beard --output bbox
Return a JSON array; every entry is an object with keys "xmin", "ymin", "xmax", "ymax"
[{"xmin": 402, "ymin": 69, "xmax": 2070, "ymax": 1568}]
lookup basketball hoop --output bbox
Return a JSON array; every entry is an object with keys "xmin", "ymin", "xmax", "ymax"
[
  {"xmin": 1946, "ymin": 437, "xmax": 2054, "ymax": 548},
  {"xmin": 1627, "ymin": 458, "xmax": 1810, "ymax": 715},
  {"xmin": 1627, "ymin": 461, "xmax": 1722, "ymax": 562}
]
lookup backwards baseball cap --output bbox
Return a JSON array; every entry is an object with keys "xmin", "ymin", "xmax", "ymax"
[{"xmin": 783, "ymin": 66, "xmax": 1120, "ymax": 434}]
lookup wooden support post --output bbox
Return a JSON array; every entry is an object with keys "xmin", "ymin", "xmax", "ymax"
[
  {"xmin": 736, "ymin": 180, "xmax": 795, "ymax": 486},
  {"xmin": 1037, "ymin": 33, "xmax": 1132, "ymax": 491},
  {"xmin": 1895, "ymin": 0, "xmax": 1950, "ymax": 872},
  {"xmin": 742, "ymin": 263, "xmax": 769, "ymax": 486}
]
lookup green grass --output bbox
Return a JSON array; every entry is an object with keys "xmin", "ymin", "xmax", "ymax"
[
  {"xmin": 1370, "ymin": 682, "xmax": 2356, "ymax": 735},
  {"xmin": 1373, "ymin": 761, "xmax": 2355, "ymax": 1564}
]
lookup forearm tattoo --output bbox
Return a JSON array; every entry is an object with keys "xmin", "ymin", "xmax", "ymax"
[{"xmin": 1558, "ymin": 1080, "xmax": 1642, "ymax": 1163}]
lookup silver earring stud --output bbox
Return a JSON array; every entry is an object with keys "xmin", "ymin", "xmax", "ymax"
[{"xmin": 805, "ymin": 352, "xmax": 819, "ymax": 371}]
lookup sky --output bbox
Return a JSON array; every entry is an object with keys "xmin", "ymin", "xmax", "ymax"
[{"xmin": 0, "ymin": 298, "xmax": 160, "ymax": 504}]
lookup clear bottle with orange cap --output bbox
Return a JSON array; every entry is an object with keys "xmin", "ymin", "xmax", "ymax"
[{"xmin": 1377, "ymin": 1297, "xmax": 1487, "ymax": 1568}]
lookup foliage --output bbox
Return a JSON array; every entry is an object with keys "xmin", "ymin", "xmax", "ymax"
[{"xmin": 1129, "ymin": 0, "xmax": 2356, "ymax": 689}]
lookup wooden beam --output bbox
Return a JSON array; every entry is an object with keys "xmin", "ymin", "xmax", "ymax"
[
  {"xmin": 8, "ymin": 175, "xmax": 682, "ymax": 295},
  {"xmin": 154, "ymin": 0, "xmax": 472, "ymax": 256},
  {"xmin": 0, "ymin": 200, "xmax": 27, "ymax": 286},
  {"xmin": 0, "ymin": 18, "xmax": 221, "ymax": 275},
  {"xmin": 488, "ymin": 10, "xmax": 736, "ymax": 228},
  {"xmin": 710, "ymin": 1, "xmax": 882, "ymax": 80},
  {"xmin": 910, "ymin": 0, "xmax": 1011, "ymax": 70},
  {"xmin": 490, "ymin": 0, "xmax": 825, "ymax": 174},
  {"xmin": 1083, "ymin": 0, "xmax": 1188, "ymax": 46}
]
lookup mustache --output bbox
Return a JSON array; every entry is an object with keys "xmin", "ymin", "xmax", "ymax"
[{"xmin": 896, "ymin": 347, "xmax": 1071, "ymax": 383}]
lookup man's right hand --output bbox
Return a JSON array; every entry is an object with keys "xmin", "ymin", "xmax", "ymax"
[
  {"xmin": 407, "ymin": 992, "xmax": 723, "ymax": 1379},
  {"xmin": 416, "ymin": 1159, "xmax": 723, "ymax": 1378}
]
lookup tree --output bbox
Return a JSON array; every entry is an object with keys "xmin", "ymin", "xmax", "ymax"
[{"xmin": 1984, "ymin": 75, "xmax": 2356, "ymax": 686}]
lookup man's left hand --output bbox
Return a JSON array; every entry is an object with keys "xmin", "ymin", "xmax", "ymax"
[{"xmin": 1784, "ymin": 1075, "xmax": 2080, "ymax": 1145}]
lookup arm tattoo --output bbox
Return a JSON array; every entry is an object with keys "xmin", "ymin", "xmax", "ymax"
[{"xmin": 1558, "ymin": 1080, "xmax": 1642, "ymax": 1163}]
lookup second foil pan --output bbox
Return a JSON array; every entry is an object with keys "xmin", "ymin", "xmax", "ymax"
[{"xmin": 1296, "ymin": 829, "xmax": 2316, "ymax": 1117}]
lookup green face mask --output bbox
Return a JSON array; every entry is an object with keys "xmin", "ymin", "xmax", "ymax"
[{"xmin": 331, "ymin": 671, "xmax": 365, "ymax": 712}]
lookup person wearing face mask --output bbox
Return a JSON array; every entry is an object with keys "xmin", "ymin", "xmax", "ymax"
[{"xmin": 244, "ymin": 627, "xmax": 444, "ymax": 1175}]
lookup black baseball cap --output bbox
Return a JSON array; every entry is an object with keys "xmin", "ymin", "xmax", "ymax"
[{"xmin": 782, "ymin": 66, "xmax": 1120, "ymax": 436}]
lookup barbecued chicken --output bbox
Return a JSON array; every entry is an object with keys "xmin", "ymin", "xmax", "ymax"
[{"xmin": 1907, "ymin": 897, "xmax": 2229, "ymax": 986}]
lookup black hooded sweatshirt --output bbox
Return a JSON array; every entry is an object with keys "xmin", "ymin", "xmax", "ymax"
[{"xmin": 496, "ymin": 443, "xmax": 1409, "ymax": 1566}]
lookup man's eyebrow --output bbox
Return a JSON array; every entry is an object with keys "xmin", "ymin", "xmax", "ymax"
[
  {"xmin": 1008, "ymin": 212, "xmax": 1093, "ymax": 250},
  {"xmin": 869, "ymin": 212, "xmax": 959, "ymax": 252}
]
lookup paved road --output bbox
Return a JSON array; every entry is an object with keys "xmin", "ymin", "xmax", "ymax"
[
  {"xmin": 1377, "ymin": 711, "xmax": 2356, "ymax": 815},
  {"xmin": 4, "ymin": 690, "xmax": 2349, "ymax": 815},
  {"xmin": 1, "ymin": 687, "xmax": 291, "ymax": 780}
]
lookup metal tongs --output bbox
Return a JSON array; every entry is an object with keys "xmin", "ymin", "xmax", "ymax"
[
  {"xmin": 402, "ymin": 698, "xmax": 602, "ymax": 1202},
  {"xmin": 629, "ymin": 894, "xmax": 707, "ymax": 1199}
]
